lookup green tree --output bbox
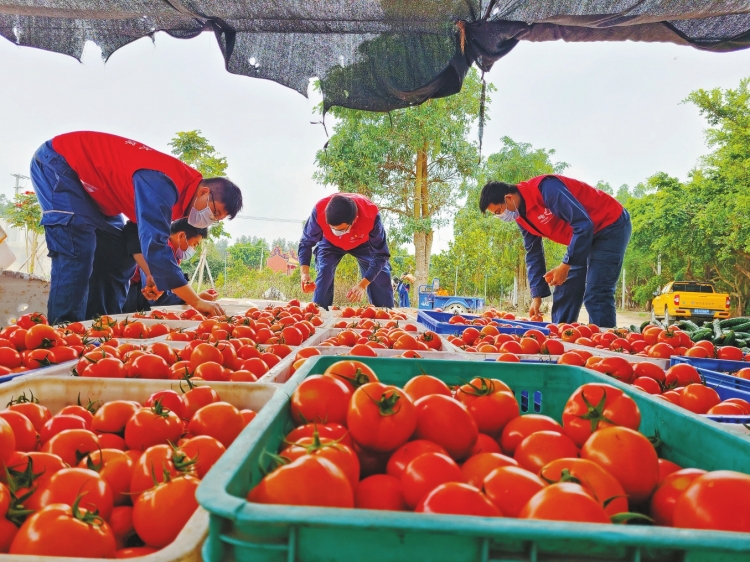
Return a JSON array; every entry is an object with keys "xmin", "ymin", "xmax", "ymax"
[
  {"xmin": 229, "ymin": 236, "xmax": 270, "ymax": 269},
  {"xmin": 1, "ymin": 191, "xmax": 43, "ymax": 274},
  {"xmin": 432, "ymin": 137, "xmax": 568, "ymax": 308},
  {"xmin": 314, "ymin": 69, "xmax": 489, "ymax": 288}
]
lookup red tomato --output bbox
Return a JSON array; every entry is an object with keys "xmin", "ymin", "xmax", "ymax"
[
  {"xmin": 673, "ymin": 470, "xmax": 750, "ymax": 532},
  {"xmin": 513, "ymin": 430, "xmax": 579, "ymax": 473},
  {"xmin": 400, "ymin": 452, "xmax": 464, "ymax": 509},
  {"xmin": 470, "ymin": 433, "xmax": 503, "ymax": 455},
  {"xmin": 78, "ymin": 449, "xmax": 135, "ymax": 507},
  {"xmin": 16, "ymin": 313, "xmax": 48, "ymax": 330},
  {"xmin": 679, "ymin": 383, "xmax": 721, "ymax": 414},
  {"xmin": 0, "ymin": 348, "xmax": 22, "ymax": 369},
  {"xmin": 347, "ymin": 382, "xmax": 416, "ymax": 452},
  {"xmin": 483, "ymin": 465, "xmax": 546, "ymax": 517},
  {"xmin": 499, "ymin": 414, "xmax": 562, "ymax": 456},
  {"xmin": 124, "ymin": 406, "xmax": 183, "ymax": 451},
  {"xmin": 633, "ymin": 362, "xmax": 666, "ymax": 383},
  {"xmin": 591, "ymin": 356, "xmax": 634, "ymax": 384},
  {"xmin": 180, "ymin": 435, "xmax": 226, "ymax": 478},
  {"xmin": 92, "ymin": 401, "xmax": 139, "ymax": 434},
  {"xmin": 10, "ymin": 501, "xmax": 116, "ymax": 557},
  {"xmin": 41, "ymin": 429, "xmax": 100, "ymax": 466},
  {"xmin": 717, "ymin": 346, "xmax": 744, "ymax": 361},
  {"xmin": 385, "ymin": 440, "xmax": 448, "ymax": 480},
  {"xmin": 132, "ymin": 476, "xmax": 199, "ymax": 548},
  {"xmin": 460, "ymin": 452, "xmax": 518, "ymax": 488},
  {"xmin": 581, "ymin": 426, "xmax": 659, "ymax": 504},
  {"xmin": 414, "ymin": 395, "xmax": 478, "ymax": 461},
  {"xmin": 519, "ymin": 482, "xmax": 610, "ymax": 523},
  {"xmin": 282, "ymin": 435, "xmax": 360, "ymax": 488},
  {"xmin": 657, "ymin": 458, "xmax": 682, "ymax": 484},
  {"xmin": 665, "ymin": 364, "xmax": 701, "ymax": 387},
  {"xmin": 129, "ymin": 445, "xmax": 181, "ymax": 497},
  {"xmin": 402, "ymin": 374, "xmax": 452, "ymax": 402},
  {"xmin": 24, "ymin": 324, "xmax": 61, "ymax": 350},
  {"xmin": 283, "ymin": 423, "xmax": 353, "ymax": 451},
  {"xmin": 456, "ymin": 377, "xmax": 519, "ymax": 437},
  {"xmin": 37, "ymin": 467, "xmax": 114, "ymax": 521},
  {"xmin": 248, "ymin": 456, "xmax": 353, "ymax": 508},
  {"xmin": 562, "ymin": 383, "xmax": 641, "ymax": 447},
  {"xmin": 81, "ymin": 357, "xmax": 126, "ymax": 379},
  {"xmin": 557, "ymin": 352, "xmax": 585, "ymax": 366},
  {"xmin": 650, "ymin": 468, "xmax": 707, "ymax": 526},
  {"xmin": 355, "ymin": 474, "xmax": 407, "ymax": 511},
  {"xmin": 540, "ymin": 458, "xmax": 628, "ymax": 516},
  {"xmin": 416, "ymin": 482, "xmax": 501, "ymax": 517},
  {"xmin": 182, "ymin": 385, "xmax": 221, "ymax": 420},
  {"xmin": 188, "ymin": 402, "xmax": 245, "ymax": 448},
  {"xmin": 145, "ymin": 390, "xmax": 187, "ymax": 421},
  {"xmin": 290, "ymin": 375, "xmax": 352, "ymax": 426},
  {"xmin": 322, "ymin": 360, "xmax": 379, "ymax": 392},
  {"xmin": 0, "ymin": 410, "xmax": 39, "ymax": 452},
  {"xmin": 633, "ymin": 376, "xmax": 662, "ymax": 394},
  {"xmin": 189, "ymin": 343, "xmax": 224, "ymax": 369}
]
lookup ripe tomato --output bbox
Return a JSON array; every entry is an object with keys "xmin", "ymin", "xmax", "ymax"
[
  {"xmin": 665, "ymin": 364, "xmax": 701, "ymax": 387},
  {"xmin": 499, "ymin": 414, "xmax": 563, "ymax": 456},
  {"xmin": 127, "ymin": 354, "xmax": 169, "ymax": 380},
  {"xmin": 657, "ymin": 458, "xmax": 682, "ymax": 484},
  {"xmin": 38, "ymin": 467, "xmax": 114, "ymax": 521},
  {"xmin": 282, "ymin": 435, "xmax": 360, "ymax": 488},
  {"xmin": 400, "ymin": 452, "xmax": 464, "ymax": 509},
  {"xmin": 418, "ymin": 331, "xmax": 442, "ymax": 350},
  {"xmin": 10, "ymin": 501, "xmax": 116, "ymax": 557},
  {"xmin": 322, "ymin": 360, "xmax": 378, "ymax": 392},
  {"xmin": 717, "ymin": 346, "xmax": 744, "ymax": 361},
  {"xmin": 519, "ymin": 482, "xmax": 609, "ymax": 523},
  {"xmin": 673, "ymin": 470, "xmax": 750, "ymax": 532},
  {"xmin": 145, "ymin": 390, "xmax": 187, "ymax": 421},
  {"xmin": 591, "ymin": 357, "xmax": 634, "ymax": 384},
  {"xmin": 0, "ymin": 348, "xmax": 22, "ymax": 369},
  {"xmin": 557, "ymin": 352, "xmax": 585, "ymax": 366},
  {"xmin": 81, "ymin": 357, "xmax": 126, "ymax": 378},
  {"xmin": 129, "ymin": 445, "xmax": 183, "ymax": 497},
  {"xmin": 23, "ymin": 348, "xmax": 55, "ymax": 370},
  {"xmin": 248, "ymin": 456, "xmax": 353, "ymax": 508},
  {"xmin": 24, "ymin": 325, "xmax": 61, "ymax": 350},
  {"xmin": 483, "ymin": 465, "xmax": 546, "ymax": 517},
  {"xmin": 513, "ymin": 431, "xmax": 579, "ymax": 473},
  {"xmin": 679, "ymin": 383, "xmax": 721, "ymax": 414},
  {"xmin": 355, "ymin": 474, "xmax": 406, "ymax": 511},
  {"xmin": 78, "ymin": 449, "xmax": 135, "ymax": 507},
  {"xmin": 648, "ymin": 342, "xmax": 676, "ymax": 359},
  {"xmin": 649, "ymin": 468, "xmax": 707, "ymax": 526},
  {"xmin": 188, "ymin": 402, "xmax": 244, "ymax": 448},
  {"xmin": 581, "ymin": 426, "xmax": 659, "ymax": 504},
  {"xmin": 283, "ymin": 422, "xmax": 352, "ymax": 450},
  {"xmin": 540, "ymin": 339, "xmax": 565, "ymax": 355},
  {"xmin": 41, "ymin": 429, "xmax": 99, "ymax": 466},
  {"xmin": 562, "ymin": 383, "xmax": 641, "ymax": 447},
  {"xmin": 414, "ymin": 394, "xmax": 478, "ymax": 461},
  {"xmin": 16, "ymin": 313, "xmax": 48, "ymax": 330},
  {"xmin": 0, "ymin": 409, "xmax": 39, "ymax": 452},
  {"xmin": 121, "ymin": 321, "xmax": 148, "ymax": 339},
  {"xmin": 469, "ymin": 433, "xmax": 503, "ymax": 455},
  {"xmin": 290, "ymin": 375, "xmax": 352, "ymax": 426},
  {"xmin": 92, "ymin": 401, "xmax": 139, "ymax": 434},
  {"xmin": 7, "ymin": 399, "xmax": 50, "ymax": 433},
  {"xmin": 633, "ymin": 376, "xmax": 662, "ymax": 395},
  {"xmin": 402, "ymin": 374, "xmax": 452, "ymax": 402},
  {"xmin": 347, "ymin": 382, "xmax": 416, "ymax": 452},
  {"xmin": 180, "ymin": 435, "xmax": 226, "ymax": 478},
  {"xmin": 416, "ymin": 482, "xmax": 501, "ymax": 517},
  {"xmin": 384, "ymin": 440, "xmax": 447, "ymax": 480},
  {"xmin": 147, "ymin": 342, "xmax": 178, "ymax": 366},
  {"xmin": 456, "ymin": 377, "xmax": 519, "ymax": 437},
  {"xmin": 132, "ymin": 476, "xmax": 199, "ymax": 548},
  {"xmin": 182, "ymin": 385, "xmax": 220, "ymax": 419},
  {"xmin": 124, "ymin": 405, "xmax": 183, "ymax": 451},
  {"xmin": 460, "ymin": 452, "xmax": 518, "ymax": 488},
  {"xmin": 541, "ymin": 457, "xmax": 628, "ymax": 516},
  {"xmin": 189, "ymin": 343, "xmax": 224, "ymax": 369}
]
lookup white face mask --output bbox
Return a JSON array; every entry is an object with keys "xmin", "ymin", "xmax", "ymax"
[
  {"xmin": 188, "ymin": 206, "xmax": 216, "ymax": 229},
  {"xmin": 331, "ymin": 226, "xmax": 350, "ymax": 237},
  {"xmin": 493, "ymin": 198, "xmax": 519, "ymax": 222},
  {"xmin": 183, "ymin": 246, "xmax": 197, "ymax": 260}
]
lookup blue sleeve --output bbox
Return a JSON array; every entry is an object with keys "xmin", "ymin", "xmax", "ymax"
[
  {"xmin": 298, "ymin": 208, "xmax": 323, "ymax": 267},
  {"xmin": 133, "ymin": 170, "xmax": 187, "ymax": 291},
  {"xmin": 363, "ymin": 214, "xmax": 390, "ymax": 282},
  {"xmin": 540, "ymin": 177, "xmax": 593, "ymax": 267},
  {"xmin": 521, "ymin": 228, "xmax": 551, "ymax": 299}
]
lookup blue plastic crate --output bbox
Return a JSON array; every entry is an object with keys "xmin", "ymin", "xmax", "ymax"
[
  {"xmin": 416, "ymin": 310, "xmax": 549, "ymax": 336},
  {"xmin": 671, "ymin": 355, "xmax": 750, "ymax": 374}
]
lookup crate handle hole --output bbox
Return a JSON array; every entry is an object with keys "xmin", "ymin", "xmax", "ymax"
[
  {"xmin": 533, "ymin": 391, "xmax": 542, "ymax": 413},
  {"xmin": 520, "ymin": 390, "xmax": 529, "ymax": 413}
]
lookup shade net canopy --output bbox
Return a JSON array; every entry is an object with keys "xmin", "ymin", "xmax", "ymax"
[{"xmin": 1, "ymin": 1, "xmax": 749, "ymax": 112}]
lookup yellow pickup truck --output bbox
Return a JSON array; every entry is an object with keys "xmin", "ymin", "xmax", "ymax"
[{"xmin": 651, "ymin": 281, "xmax": 730, "ymax": 325}]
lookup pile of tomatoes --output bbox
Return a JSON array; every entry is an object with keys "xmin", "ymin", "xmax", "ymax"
[
  {"xmin": 0, "ymin": 384, "xmax": 253, "ymax": 557},
  {"xmin": 73, "ymin": 338, "xmax": 298, "ymax": 382},
  {"xmin": 317, "ymin": 327, "xmax": 444, "ymax": 354},
  {"xmin": 247, "ymin": 361, "xmax": 750, "ymax": 533},
  {"xmin": 441, "ymin": 309, "xmax": 544, "ymax": 324},
  {"xmin": 333, "ymin": 306, "xmax": 409, "ymax": 320},
  {"xmin": 446, "ymin": 326, "xmax": 561, "ymax": 356}
]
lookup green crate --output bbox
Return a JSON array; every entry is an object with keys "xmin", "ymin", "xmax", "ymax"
[{"xmin": 197, "ymin": 357, "xmax": 750, "ymax": 562}]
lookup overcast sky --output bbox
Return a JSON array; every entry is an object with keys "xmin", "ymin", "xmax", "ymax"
[{"xmin": 1, "ymin": 32, "xmax": 749, "ymax": 253}]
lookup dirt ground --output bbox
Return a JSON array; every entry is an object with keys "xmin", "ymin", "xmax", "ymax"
[{"xmin": 577, "ymin": 309, "xmax": 651, "ymax": 328}]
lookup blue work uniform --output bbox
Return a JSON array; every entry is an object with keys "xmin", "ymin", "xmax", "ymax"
[
  {"xmin": 31, "ymin": 142, "xmax": 189, "ymax": 323},
  {"xmin": 520, "ymin": 177, "xmax": 632, "ymax": 327},
  {"xmin": 397, "ymin": 281, "xmax": 411, "ymax": 308},
  {"xmin": 298, "ymin": 209, "xmax": 394, "ymax": 308}
]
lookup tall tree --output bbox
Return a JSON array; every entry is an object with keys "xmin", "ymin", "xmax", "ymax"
[
  {"xmin": 169, "ymin": 130, "xmax": 230, "ymax": 240},
  {"xmin": 314, "ymin": 69, "xmax": 488, "ymax": 288},
  {"xmin": 1, "ymin": 191, "xmax": 43, "ymax": 274}
]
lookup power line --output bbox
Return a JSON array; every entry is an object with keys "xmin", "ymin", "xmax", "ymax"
[{"xmin": 235, "ymin": 215, "xmax": 304, "ymax": 224}]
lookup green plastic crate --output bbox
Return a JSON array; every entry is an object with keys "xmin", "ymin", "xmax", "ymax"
[{"xmin": 197, "ymin": 357, "xmax": 750, "ymax": 562}]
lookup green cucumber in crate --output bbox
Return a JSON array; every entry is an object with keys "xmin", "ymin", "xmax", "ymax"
[{"xmin": 198, "ymin": 357, "xmax": 750, "ymax": 562}]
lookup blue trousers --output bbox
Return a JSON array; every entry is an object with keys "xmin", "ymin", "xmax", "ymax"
[
  {"xmin": 398, "ymin": 286, "xmax": 410, "ymax": 307},
  {"xmin": 30, "ymin": 142, "xmax": 135, "ymax": 323},
  {"xmin": 123, "ymin": 275, "xmax": 186, "ymax": 314},
  {"xmin": 313, "ymin": 241, "xmax": 394, "ymax": 308},
  {"xmin": 551, "ymin": 210, "xmax": 632, "ymax": 328}
]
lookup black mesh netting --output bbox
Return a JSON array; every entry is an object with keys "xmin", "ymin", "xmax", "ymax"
[{"xmin": 1, "ymin": 1, "xmax": 749, "ymax": 112}]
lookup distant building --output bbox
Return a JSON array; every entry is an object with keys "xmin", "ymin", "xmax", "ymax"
[{"xmin": 267, "ymin": 246, "xmax": 299, "ymax": 275}]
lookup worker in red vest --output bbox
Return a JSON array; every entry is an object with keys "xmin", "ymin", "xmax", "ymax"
[
  {"xmin": 479, "ymin": 175, "xmax": 631, "ymax": 327},
  {"xmin": 298, "ymin": 194, "xmax": 394, "ymax": 308},
  {"xmin": 30, "ymin": 131, "xmax": 243, "ymax": 323}
]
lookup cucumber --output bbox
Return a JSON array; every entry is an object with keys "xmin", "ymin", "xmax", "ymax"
[
  {"xmin": 724, "ymin": 330, "xmax": 736, "ymax": 347},
  {"xmin": 730, "ymin": 322, "xmax": 750, "ymax": 333},
  {"xmin": 736, "ymin": 338, "xmax": 747, "ymax": 348},
  {"xmin": 733, "ymin": 331, "xmax": 750, "ymax": 339},
  {"xmin": 720, "ymin": 317, "xmax": 750, "ymax": 328},
  {"xmin": 713, "ymin": 319, "xmax": 724, "ymax": 340},
  {"xmin": 629, "ymin": 324, "xmax": 639, "ymax": 334},
  {"xmin": 683, "ymin": 320, "xmax": 701, "ymax": 332},
  {"xmin": 639, "ymin": 321, "xmax": 651, "ymax": 333},
  {"xmin": 690, "ymin": 328, "xmax": 713, "ymax": 342}
]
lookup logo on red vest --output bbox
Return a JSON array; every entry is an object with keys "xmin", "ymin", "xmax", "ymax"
[
  {"xmin": 349, "ymin": 233, "xmax": 366, "ymax": 242},
  {"xmin": 537, "ymin": 209, "xmax": 554, "ymax": 224}
]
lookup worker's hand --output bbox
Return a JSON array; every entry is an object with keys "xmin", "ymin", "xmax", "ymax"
[
  {"xmin": 544, "ymin": 263, "xmax": 570, "ymax": 287},
  {"xmin": 346, "ymin": 280, "xmax": 369, "ymax": 302},
  {"xmin": 529, "ymin": 297, "xmax": 542, "ymax": 318},
  {"xmin": 141, "ymin": 275, "xmax": 163, "ymax": 301},
  {"xmin": 199, "ymin": 289, "xmax": 217, "ymax": 302},
  {"xmin": 194, "ymin": 298, "xmax": 224, "ymax": 318},
  {"xmin": 300, "ymin": 271, "xmax": 316, "ymax": 294}
]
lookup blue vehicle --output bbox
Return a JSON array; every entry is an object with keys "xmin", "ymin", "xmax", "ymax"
[{"xmin": 417, "ymin": 278, "xmax": 484, "ymax": 314}]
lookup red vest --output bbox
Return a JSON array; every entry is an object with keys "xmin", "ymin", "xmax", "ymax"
[
  {"xmin": 515, "ymin": 175, "xmax": 623, "ymax": 245},
  {"xmin": 315, "ymin": 194, "xmax": 379, "ymax": 250},
  {"xmin": 52, "ymin": 132, "xmax": 203, "ymax": 223}
]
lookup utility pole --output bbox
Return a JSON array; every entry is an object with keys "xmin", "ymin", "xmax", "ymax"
[
  {"xmin": 10, "ymin": 174, "xmax": 30, "ymax": 197},
  {"xmin": 621, "ymin": 269, "xmax": 626, "ymax": 310}
]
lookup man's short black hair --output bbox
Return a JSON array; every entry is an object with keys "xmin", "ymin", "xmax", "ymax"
[
  {"xmin": 479, "ymin": 181, "xmax": 520, "ymax": 214},
  {"xmin": 325, "ymin": 194, "xmax": 357, "ymax": 225},
  {"xmin": 170, "ymin": 217, "xmax": 208, "ymax": 239},
  {"xmin": 201, "ymin": 177, "xmax": 243, "ymax": 219}
]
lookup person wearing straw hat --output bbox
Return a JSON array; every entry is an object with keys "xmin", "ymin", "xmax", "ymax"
[{"xmin": 397, "ymin": 273, "xmax": 415, "ymax": 308}]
